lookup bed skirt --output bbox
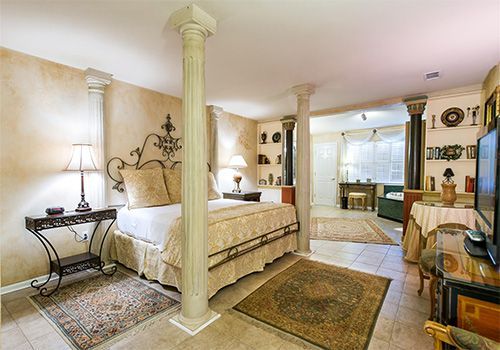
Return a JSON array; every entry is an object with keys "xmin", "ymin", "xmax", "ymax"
[{"xmin": 110, "ymin": 230, "xmax": 297, "ymax": 298}]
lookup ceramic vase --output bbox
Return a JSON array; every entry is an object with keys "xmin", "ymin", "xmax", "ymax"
[{"xmin": 441, "ymin": 183, "xmax": 457, "ymax": 205}]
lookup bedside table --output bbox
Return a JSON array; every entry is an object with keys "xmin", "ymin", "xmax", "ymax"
[
  {"xmin": 25, "ymin": 208, "xmax": 117, "ymax": 296},
  {"xmin": 223, "ymin": 191, "xmax": 262, "ymax": 202}
]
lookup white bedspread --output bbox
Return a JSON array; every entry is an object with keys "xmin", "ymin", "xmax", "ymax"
[{"xmin": 117, "ymin": 199, "xmax": 254, "ymax": 249}]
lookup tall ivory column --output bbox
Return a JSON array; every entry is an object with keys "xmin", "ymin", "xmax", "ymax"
[
  {"xmin": 85, "ymin": 68, "xmax": 112, "ymax": 209},
  {"xmin": 208, "ymin": 105, "xmax": 223, "ymax": 183},
  {"xmin": 293, "ymin": 84, "xmax": 315, "ymax": 255},
  {"xmin": 168, "ymin": 4, "xmax": 220, "ymax": 334}
]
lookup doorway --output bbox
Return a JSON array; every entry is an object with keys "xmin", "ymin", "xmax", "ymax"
[{"xmin": 313, "ymin": 142, "xmax": 338, "ymax": 206}]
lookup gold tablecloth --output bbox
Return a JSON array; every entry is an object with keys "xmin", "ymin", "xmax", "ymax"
[{"xmin": 402, "ymin": 201, "xmax": 475, "ymax": 263}]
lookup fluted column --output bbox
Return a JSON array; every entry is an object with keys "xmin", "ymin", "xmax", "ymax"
[
  {"xmin": 208, "ymin": 105, "xmax": 223, "ymax": 183},
  {"xmin": 292, "ymin": 84, "xmax": 315, "ymax": 255},
  {"xmin": 281, "ymin": 115, "xmax": 296, "ymax": 186},
  {"xmin": 404, "ymin": 96, "xmax": 427, "ymax": 190},
  {"xmin": 85, "ymin": 68, "xmax": 112, "ymax": 209},
  {"xmin": 168, "ymin": 4, "xmax": 219, "ymax": 334}
]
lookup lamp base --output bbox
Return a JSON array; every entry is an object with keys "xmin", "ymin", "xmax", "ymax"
[
  {"xmin": 75, "ymin": 200, "xmax": 92, "ymax": 212},
  {"xmin": 232, "ymin": 173, "xmax": 242, "ymax": 193}
]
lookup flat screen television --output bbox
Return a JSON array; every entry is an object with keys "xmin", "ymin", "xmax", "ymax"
[{"xmin": 474, "ymin": 125, "xmax": 499, "ymax": 266}]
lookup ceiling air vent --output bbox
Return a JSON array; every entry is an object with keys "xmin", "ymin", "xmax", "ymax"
[{"xmin": 424, "ymin": 71, "xmax": 441, "ymax": 81}]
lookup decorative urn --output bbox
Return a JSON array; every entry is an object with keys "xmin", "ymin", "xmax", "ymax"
[{"xmin": 440, "ymin": 168, "xmax": 457, "ymax": 205}]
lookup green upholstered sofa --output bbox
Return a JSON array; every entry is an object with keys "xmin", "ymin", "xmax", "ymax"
[{"xmin": 377, "ymin": 184, "xmax": 404, "ymax": 222}]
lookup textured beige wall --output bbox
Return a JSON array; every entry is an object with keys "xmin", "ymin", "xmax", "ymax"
[
  {"xmin": 1, "ymin": 48, "xmax": 91, "ymax": 286},
  {"xmin": 104, "ymin": 80, "xmax": 183, "ymax": 205},
  {"xmin": 217, "ymin": 111, "xmax": 258, "ymax": 193},
  {"xmin": 0, "ymin": 48, "xmax": 256, "ymax": 286}
]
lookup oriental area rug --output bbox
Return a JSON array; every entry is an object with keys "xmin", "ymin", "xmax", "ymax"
[
  {"xmin": 29, "ymin": 271, "xmax": 180, "ymax": 350},
  {"xmin": 311, "ymin": 217, "xmax": 398, "ymax": 245},
  {"xmin": 234, "ymin": 259, "xmax": 391, "ymax": 350}
]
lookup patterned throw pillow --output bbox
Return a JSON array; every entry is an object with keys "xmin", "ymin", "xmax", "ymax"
[
  {"xmin": 163, "ymin": 169, "xmax": 221, "ymax": 203},
  {"xmin": 120, "ymin": 168, "xmax": 171, "ymax": 209},
  {"xmin": 208, "ymin": 172, "xmax": 222, "ymax": 200},
  {"xmin": 163, "ymin": 168, "xmax": 182, "ymax": 204}
]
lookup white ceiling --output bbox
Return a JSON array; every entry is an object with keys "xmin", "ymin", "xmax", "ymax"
[
  {"xmin": 310, "ymin": 103, "xmax": 408, "ymax": 135},
  {"xmin": 1, "ymin": 0, "xmax": 499, "ymax": 120}
]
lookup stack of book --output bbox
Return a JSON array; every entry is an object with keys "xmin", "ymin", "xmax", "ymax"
[
  {"xmin": 425, "ymin": 176, "xmax": 436, "ymax": 191},
  {"xmin": 465, "ymin": 176, "xmax": 475, "ymax": 193}
]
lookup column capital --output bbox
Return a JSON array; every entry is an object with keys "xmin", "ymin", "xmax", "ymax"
[
  {"xmin": 85, "ymin": 68, "xmax": 112, "ymax": 93},
  {"xmin": 168, "ymin": 4, "xmax": 217, "ymax": 37},
  {"xmin": 403, "ymin": 95, "xmax": 428, "ymax": 116},
  {"xmin": 292, "ymin": 83, "xmax": 315, "ymax": 98},
  {"xmin": 281, "ymin": 115, "xmax": 296, "ymax": 131},
  {"xmin": 208, "ymin": 105, "xmax": 223, "ymax": 119}
]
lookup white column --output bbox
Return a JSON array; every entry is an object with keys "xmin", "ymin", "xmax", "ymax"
[
  {"xmin": 85, "ymin": 68, "xmax": 112, "ymax": 209},
  {"xmin": 292, "ymin": 83, "xmax": 315, "ymax": 255},
  {"xmin": 168, "ymin": 4, "xmax": 220, "ymax": 335},
  {"xmin": 208, "ymin": 105, "xmax": 223, "ymax": 183}
]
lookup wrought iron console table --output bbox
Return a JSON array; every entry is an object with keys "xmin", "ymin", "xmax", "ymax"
[{"xmin": 25, "ymin": 208, "xmax": 117, "ymax": 296}]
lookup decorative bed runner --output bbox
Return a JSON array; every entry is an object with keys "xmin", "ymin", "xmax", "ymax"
[
  {"xmin": 29, "ymin": 271, "xmax": 179, "ymax": 350},
  {"xmin": 233, "ymin": 259, "xmax": 390, "ymax": 350},
  {"xmin": 311, "ymin": 217, "xmax": 398, "ymax": 245}
]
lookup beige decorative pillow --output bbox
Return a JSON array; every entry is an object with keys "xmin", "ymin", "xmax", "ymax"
[
  {"xmin": 163, "ymin": 169, "xmax": 222, "ymax": 203},
  {"xmin": 163, "ymin": 168, "xmax": 182, "ymax": 204},
  {"xmin": 120, "ymin": 168, "xmax": 171, "ymax": 209},
  {"xmin": 208, "ymin": 172, "xmax": 222, "ymax": 200}
]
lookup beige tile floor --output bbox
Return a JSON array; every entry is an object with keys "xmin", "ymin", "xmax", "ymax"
[{"xmin": 1, "ymin": 206, "xmax": 433, "ymax": 350}]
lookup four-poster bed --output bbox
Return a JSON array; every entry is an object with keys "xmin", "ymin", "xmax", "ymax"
[{"xmin": 106, "ymin": 115, "xmax": 299, "ymax": 297}]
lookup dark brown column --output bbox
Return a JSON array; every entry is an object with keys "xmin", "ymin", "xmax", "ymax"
[
  {"xmin": 404, "ymin": 96, "xmax": 427, "ymax": 190},
  {"xmin": 281, "ymin": 115, "xmax": 296, "ymax": 186}
]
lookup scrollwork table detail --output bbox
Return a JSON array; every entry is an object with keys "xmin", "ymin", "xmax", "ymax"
[{"xmin": 25, "ymin": 208, "xmax": 117, "ymax": 296}]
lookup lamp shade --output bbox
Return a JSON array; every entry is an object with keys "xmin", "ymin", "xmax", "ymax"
[
  {"xmin": 228, "ymin": 155, "xmax": 248, "ymax": 169},
  {"xmin": 443, "ymin": 168, "xmax": 455, "ymax": 178},
  {"xmin": 65, "ymin": 144, "xmax": 98, "ymax": 171}
]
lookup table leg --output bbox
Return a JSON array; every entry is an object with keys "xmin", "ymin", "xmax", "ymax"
[
  {"xmin": 372, "ymin": 187, "xmax": 375, "ymax": 211},
  {"xmin": 32, "ymin": 230, "xmax": 62, "ymax": 296},
  {"xmin": 99, "ymin": 219, "xmax": 117, "ymax": 276},
  {"xmin": 28, "ymin": 229, "xmax": 54, "ymax": 290}
]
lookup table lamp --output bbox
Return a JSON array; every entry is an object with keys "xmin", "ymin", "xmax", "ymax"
[
  {"xmin": 65, "ymin": 144, "xmax": 98, "ymax": 212},
  {"xmin": 228, "ymin": 155, "xmax": 248, "ymax": 193}
]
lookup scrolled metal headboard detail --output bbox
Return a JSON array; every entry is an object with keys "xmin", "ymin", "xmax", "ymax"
[{"xmin": 107, "ymin": 114, "xmax": 182, "ymax": 192}]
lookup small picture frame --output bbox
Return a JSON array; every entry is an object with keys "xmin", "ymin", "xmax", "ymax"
[
  {"xmin": 426, "ymin": 147, "xmax": 434, "ymax": 160},
  {"xmin": 466, "ymin": 145, "xmax": 477, "ymax": 159},
  {"xmin": 434, "ymin": 147, "xmax": 441, "ymax": 160}
]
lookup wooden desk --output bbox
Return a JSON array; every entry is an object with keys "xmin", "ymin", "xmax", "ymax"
[
  {"xmin": 338, "ymin": 182, "xmax": 377, "ymax": 211},
  {"xmin": 435, "ymin": 229, "xmax": 500, "ymax": 343}
]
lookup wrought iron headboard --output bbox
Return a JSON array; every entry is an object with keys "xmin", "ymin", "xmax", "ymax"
[{"xmin": 107, "ymin": 114, "xmax": 182, "ymax": 193}]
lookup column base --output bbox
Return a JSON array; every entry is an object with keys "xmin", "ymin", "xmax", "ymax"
[
  {"xmin": 293, "ymin": 249, "xmax": 314, "ymax": 257},
  {"xmin": 169, "ymin": 309, "xmax": 220, "ymax": 336}
]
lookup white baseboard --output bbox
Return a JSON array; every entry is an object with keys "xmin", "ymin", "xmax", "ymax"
[{"xmin": 0, "ymin": 263, "xmax": 116, "ymax": 295}]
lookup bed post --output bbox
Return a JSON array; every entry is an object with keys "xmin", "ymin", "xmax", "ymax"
[
  {"xmin": 293, "ymin": 83, "xmax": 315, "ymax": 256},
  {"xmin": 168, "ymin": 4, "xmax": 220, "ymax": 334}
]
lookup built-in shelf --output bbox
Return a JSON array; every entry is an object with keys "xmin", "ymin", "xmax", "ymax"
[
  {"xmin": 258, "ymin": 164, "xmax": 282, "ymax": 167},
  {"xmin": 426, "ymin": 159, "xmax": 476, "ymax": 163},
  {"xmin": 427, "ymin": 125, "xmax": 481, "ymax": 132},
  {"xmin": 257, "ymin": 185, "xmax": 282, "ymax": 189},
  {"xmin": 259, "ymin": 142, "xmax": 282, "ymax": 145}
]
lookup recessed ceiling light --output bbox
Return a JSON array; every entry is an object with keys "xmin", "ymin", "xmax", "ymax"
[{"xmin": 424, "ymin": 70, "xmax": 441, "ymax": 81}]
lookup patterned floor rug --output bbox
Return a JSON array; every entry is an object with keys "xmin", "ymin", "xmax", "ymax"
[
  {"xmin": 29, "ymin": 271, "xmax": 180, "ymax": 350},
  {"xmin": 234, "ymin": 259, "xmax": 390, "ymax": 350},
  {"xmin": 311, "ymin": 217, "xmax": 398, "ymax": 245}
]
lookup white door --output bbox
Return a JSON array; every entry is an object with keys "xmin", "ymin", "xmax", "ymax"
[{"xmin": 313, "ymin": 142, "xmax": 338, "ymax": 206}]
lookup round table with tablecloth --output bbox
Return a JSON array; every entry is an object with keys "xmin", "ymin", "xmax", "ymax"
[{"xmin": 402, "ymin": 201, "xmax": 476, "ymax": 263}]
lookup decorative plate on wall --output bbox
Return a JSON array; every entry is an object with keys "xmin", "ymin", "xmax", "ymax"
[
  {"xmin": 272, "ymin": 132, "xmax": 281, "ymax": 143},
  {"xmin": 441, "ymin": 107, "xmax": 465, "ymax": 127},
  {"xmin": 440, "ymin": 144, "xmax": 465, "ymax": 161}
]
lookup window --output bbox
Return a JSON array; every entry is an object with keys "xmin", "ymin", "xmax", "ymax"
[{"xmin": 346, "ymin": 140, "xmax": 404, "ymax": 183}]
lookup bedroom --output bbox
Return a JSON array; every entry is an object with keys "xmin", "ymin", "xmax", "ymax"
[{"xmin": 1, "ymin": 1, "xmax": 499, "ymax": 350}]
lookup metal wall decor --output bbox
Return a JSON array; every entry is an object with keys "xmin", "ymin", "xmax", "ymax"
[
  {"xmin": 441, "ymin": 107, "xmax": 465, "ymax": 127},
  {"xmin": 440, "ymin": 144, "xmax": 465, "ymax": 161},
  {"xmin": 107, "ymin": 114, "xmax": 182, "ymax": 192}
]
